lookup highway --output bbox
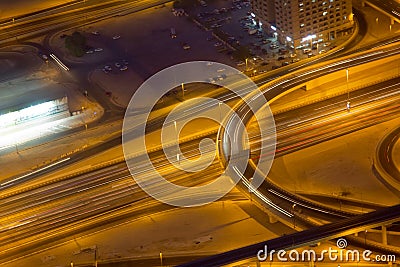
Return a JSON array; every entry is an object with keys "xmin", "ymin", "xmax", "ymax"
[
  {"xmin": 0, "ymin": 39, "xmax": 399, "ymax": 266},
  {"xmin": 0, "ymin": 138, "xmax": 227, "ymax": 263},
  {"xmin": 217, "ymin": 43, "xmax": 400, "ymax": 225},
  {"xmin": 1, "ymin": 1, "xmax": 400, "ymax": 264},
  {"xmin": 250, "ymin": 77, "xmax": 400, "ymax": 158},
  {"xmin": 0, "ymin": 0, "xmax": 171, "ymax": 45},
  {"xmin": 1, "ymin": 76, "xmax": 399, "ymax": 263}
]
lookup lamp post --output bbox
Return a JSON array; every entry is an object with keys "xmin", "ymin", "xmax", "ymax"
[
  {"xmin": 218, "ymin": 101, "xmax": 222, "ymax": 122},
  {"xmin": 174, "ymin": 120, "xmax": 179, "ymax": 164},
  {"xmin": 346, "ymin": 68, "xmax": 350, "ymax": 111},
  {"xmin": 94, "ymin": 246, "xmax": 98, "ymax": 267},
  {"xmin": 181, "ymin": 83, "xmax": 185, "ymax": 97},
  {"xmin": 174, "ymin": 120, "xmax": 177, "ymax": 139},
  {"xmin": 292, "ymin": 204, "xmax": 297, "ymax": 229}
]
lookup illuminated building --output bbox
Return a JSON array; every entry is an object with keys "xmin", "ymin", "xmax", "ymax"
[
  {"xmin": 0, "ymin": 97, "xmax": 69, "ymax": 128},
  {"xmin": 0, "ymin": 93, "xmax": 70, "ymax": 150},
  {"xmin": 251, "ymin": 0, "xmax": 354, "ymax": 48}
]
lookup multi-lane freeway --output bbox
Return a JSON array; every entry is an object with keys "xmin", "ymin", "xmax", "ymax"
[
  {"xmin": 1, "ymin": 1, "xmax": 400, "ymax": 265},
  {"xmin": 218, "ymin": 43, "xmax": 400, "ymax": 210},
  {"xmin": 1, "ymin": 73, "xmax": 399, "ymax": 264},
  {"xmin": 0, "ymin": 0, "xmax": 170, "ymax": 45}
]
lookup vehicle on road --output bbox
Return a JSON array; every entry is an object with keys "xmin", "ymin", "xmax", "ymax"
[
  {"xmin": 39, "ymin": 52, "xmax": 48, "ymax": 61},
  {"xmin": 94, "ymin": 48, "xmax": 103, "ymax": 52},
  {"xmin": 170, "ymin": 28, "xmax": 177, "ymax": 38},
  {"xmin": 182, "ymin": 43, "xmax": 191, "ymax": 50},
  {"xmin": 112, "ymin": 35, "xmax": 121, "ymax": 40}
]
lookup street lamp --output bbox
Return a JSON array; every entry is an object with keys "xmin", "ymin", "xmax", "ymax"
[
  {"xmin": 346, "ymin": 68, "xmax": 350, "ymax": 112},
  {"xmin": 181, "ymin": 83, "xmax": 185, "ymax": 97},
  {"xmin": 174, "ymin": 120, "xmax": 180, "ymax": 164},
  {"xmin": 94, "ymin": 246, "xmax": 98, "ymax": 267},
  {"xmin": 292, "ymin": 204, "xmax": 297, "ymax": 229},
  {"xmin": 218, "ymin": 101, "xmax": 222, "ymax": 122},
  {"xmin": 174, "ymin": 120, "xmax": 177, "ymax": 135},
  {"xmin": 364, "ymin": 230, "xmax": 368, "ymax": 245}
]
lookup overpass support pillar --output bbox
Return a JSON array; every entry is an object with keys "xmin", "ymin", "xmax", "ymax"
[
  {"xmin": 360, "ymin": 0, "xmax": 365, "ymax": 7},
  {"xmin": 354, "ymin": 232, "xmax": 358, "ymax": 237},
  {"xmin": 382, "ymin": 225, "xmax": 387, "ymax": 245},
  {"xmin": 269, "ymin": 214, "xmax": 278, "ymax": 224},
  {"xmin": 391, "ymin": 18, "xmax": 395, "ymax": 25}
]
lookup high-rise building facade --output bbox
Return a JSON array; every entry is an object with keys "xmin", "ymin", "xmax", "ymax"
[{"xmin": 251, "ymin": 0, "xmax": 354, "ymax": 48}]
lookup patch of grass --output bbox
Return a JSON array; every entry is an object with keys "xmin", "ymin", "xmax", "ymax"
[{"xmin": 64, "ymin": 31, "xmax": 86, "ymax": 57}]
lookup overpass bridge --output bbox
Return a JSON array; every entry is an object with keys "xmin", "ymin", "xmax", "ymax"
[
  {"xmin": 178, "ymin": 204, "xmax": 400, "ymax": 267},
  {"xmin": 363, "ymin": 0, "xmax": 400, "ymax": 24}
]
